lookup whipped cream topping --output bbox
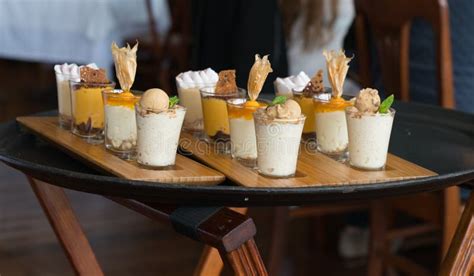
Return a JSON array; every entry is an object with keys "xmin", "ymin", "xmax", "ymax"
[
  {"xmin": 54, "ymin": 63, "xmax": 99, "ymax": 82},
  {"xmin": 176, "ymin": 68, "xmax": 218, "ymax": 89},
  {"xmin": 274, "ymin": 71, "xmax": 310, "ymax": 92}
]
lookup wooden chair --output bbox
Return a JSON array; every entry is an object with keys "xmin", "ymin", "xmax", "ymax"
[{"xmin": 354, "ymin": 0, "xmax": 461, "ymax": 274}]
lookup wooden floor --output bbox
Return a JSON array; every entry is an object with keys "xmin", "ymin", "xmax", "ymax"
[{"xmin": 0, "ymin": 59, "xmax": 439, "ymax": 275}]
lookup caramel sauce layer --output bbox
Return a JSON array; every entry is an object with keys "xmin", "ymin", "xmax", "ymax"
[
  {"xmin": 314, "ymin": 97, "xmax": 353, "ymax": 113},
  {"xmin": 228, "ymin": 101, "xmax": 267, "ymax": 120}
]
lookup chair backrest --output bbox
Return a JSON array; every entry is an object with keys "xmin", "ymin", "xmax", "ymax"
[{"xmin": 355, "ymin": 0, "xmax": 455, "ymax": 108}]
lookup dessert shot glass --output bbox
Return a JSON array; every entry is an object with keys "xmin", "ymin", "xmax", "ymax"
[
  {"xmin": 70, "ymin": 81, "xmax": 115, "ymax": 143},
  {"xmin": 346, "ymin": 108, "xmax": 396, "ymax": 170},
  {"xmin": 200, "ymin": 87, "xmax": 246, "ymax": 153},
  {"xmin": 254, "ymin": 110, "xmax": 305, "ymax": 178},
  {"xmin": 135, "ymin": 104, "xmax": 186, "ymax": 168},
  {"xmin": 176, "ymin": 81, "xmax": 213, "ymax": 133},
  {"xmin": 292, "ymin": 87, "xmax": 332, "ymax": 144},
  {"xmin": 313, "ymin": 95, "xmax": 353, "ymax": 161},
  {"xmin": 102, "ymin": 89, "xmax": 141, "ymax": 160},
  {"xmin": 55, "ymin": 72, "xmax": 73, "ymax": 129},
  {"xmin": 226, "ymin": 98, "xmax": 267, "ymax": 168}
]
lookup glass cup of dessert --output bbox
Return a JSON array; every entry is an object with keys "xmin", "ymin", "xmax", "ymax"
[
  {"xmin": 254, "ymin": 99, "xmax": 305, "ymax": 178},
  {"xmin": 292, "ymin": 87, "xmax": 331, "ymax": 145},
  {"xmin": 226, "ymin": 98, "xmax": 267, "ymax": 167},
  {"xmin": 102, "ymin": 89, "xmax": 141, "ymax": 160},
  {"xmin": 313, "ymin": 95, "xmax": 353, "ymax": 161},
  {"xmin": 273, "ymin": 71, "xmax": 310, "ymax": 99},
  {"xmin": 200, "ymin": 86, "xmax": 246, "ymax": 153},
  {"xmin": 176, "ymin": 69, "xmax": 218, "ymax": 134},
  {"xmin": 346, "ymin": 89, "xmax": 395, "ymax": 170},
  {"xmin": 70, "ymin": 80, "xmax": 115, "ymax": 143},
  {"xmin": 136, "ymin": 89, "xmax": 186, "ymax": 168},
  {"xmin": 54, "ymin": 63, "xmax": 80, "ymax": 129}
]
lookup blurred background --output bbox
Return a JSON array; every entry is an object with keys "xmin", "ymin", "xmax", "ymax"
[
  {"xmin": 1, "ymin": 0, "xmax": 472, "ymax": 123},
  {"xmin": 0, "ymin": 0, "xmax": 472, "ymax": 275}
]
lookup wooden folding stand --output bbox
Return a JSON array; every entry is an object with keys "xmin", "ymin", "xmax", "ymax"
[{"xmin": 28, "ymin": 177, "xmax": 267, "ymax": 276}]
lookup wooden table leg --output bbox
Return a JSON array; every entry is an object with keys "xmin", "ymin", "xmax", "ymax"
[
  {"xmin": 27, "ymin": 177, "xmax": 104, "ymax": 276},
  {"xmin": 368, "ymin": 200, "xmax": 388, "ymax": 276},
  {"xmin": 221, "ymin": 238, "xmax": 267, "ymax": 276},
  {"xmin": 194, "ymin": 245, "xmax": 224, "ymax": 276},
  {"xmin": 193, "ymin": 208, "xmax": 248, "ymax": 276},
  {"xmin": 109, "ymin": 199, "xmax": 268, "ymax": 275},
  {"xmin": 439, "ymin": 190, "xmax": 474, "ymax": 275}
]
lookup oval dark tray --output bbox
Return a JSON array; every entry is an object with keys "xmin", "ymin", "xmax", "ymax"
[{"xmin": 1, "ymin": 101, "xmax": 473, "ymax": 206}]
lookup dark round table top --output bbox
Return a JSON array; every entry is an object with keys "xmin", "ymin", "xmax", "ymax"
[{"xmin": 0, "ymin": 102, "xmax": 473, "ymax": 206}]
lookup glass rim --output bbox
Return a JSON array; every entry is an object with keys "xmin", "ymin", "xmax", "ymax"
[
  {"xmin": 102, "ymin": 89, "xmax": 143, "ymax": 97},
  {"xmin": 70, "ymin": 80, "xmax": 116, "ymax": 86},
  {"xmin": 293, "ymin": 86, "xmax": 332, "ymax": 95},
  {"xmin": 345, "ymin": 107, "xmax": 396, "ymax": 116},
  {"xmin": 135, "ymin": 102, "xmax": 186, "ymax": 114},
  {"xmin": 200, "ymin": 86, "xmax": 246, "ymax": 97},
  {"xmin": 253, "ymin": 109, "xmax": 306, "ymax": 123},
  {"xmin": 226, "ymin": 98, "xmax": 270, "ymax": 108}
]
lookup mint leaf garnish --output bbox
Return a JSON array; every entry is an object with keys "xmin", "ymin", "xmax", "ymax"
[
  {"xmin": 379, "ymin": 94, "xmax": 394, "ymax": 113},
  {"xmin": 169, "ymin": 96, "xmax": 179, "ymax": 108},
  {"xmin": 270, "ymin": 95, "xmax": 287, "ymax": 106}
]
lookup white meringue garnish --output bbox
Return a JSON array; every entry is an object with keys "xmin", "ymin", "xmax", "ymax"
[
  {"xmin": 54, "ymin": 63, "xmax": 100, "ymax": 82},
  {"xmin": 274, "ymin": 71, "xmax": 310, "ymax": 92},
  {"xmin": 54, "ymin": 63, "xmax": 81, "ymax": 81},
  {"xmin": 176, "ymin": 68, "xmax": 218, "ymax": 89}
]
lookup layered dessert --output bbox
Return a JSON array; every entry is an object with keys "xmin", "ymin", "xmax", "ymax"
[
  {"xmin": 274, "ymin": 71, "xmax": 310, "ymax": 98},
  {"xmin": 314, "ymin": 97, "xmax": 352, "ymax": 155},
  {"xmin": 292, "ymin": 70, "xmax": 330, "ymax": 142},
  {"xmin": 314, "ymin": 50, "xmax": 353, "ymax": 160},
  {"xmin": 200, "ymin": 70, "xmax": 244, "ymax": 152},
  {"xmin": 54, "ymin": 63, "xmax": 80, "ymax": 129},
  {"xmin": 103, "ymin": 42, "xmax": 140, "ymax": 159},
  {"xmin": 176, "ymin": 68, "xmax": 218, "ymax": 132},
  {"xmin": 104, "ymin": 90, "xmax": 139, "ymax": 155},
  {"xmin": 227, "ymin": 99, "xmax": 266, "ymax": 166},
  {"xmin": 346, "ymin": 89, "xmax": 395, "ymax": 170},
  {"xmin": 226, "ymin": 54, "xmax": 272, "ymax": 166},
  {"xmin": 136, "ymin": 89, "xmax": 185, "ymax": 168},
  {"xmin": 254, "ymin": 97, "xmax": 305, "ymax": 178},
  {"xmin": 70, "ymin": 65, "xmax": 115, "ymax": 142}
]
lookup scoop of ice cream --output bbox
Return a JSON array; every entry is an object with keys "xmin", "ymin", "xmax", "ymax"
[
  {"xmin": 274, "ymin": 71, "xmax": 310, "ymax": 93},
  {"xmin": 266, "ymin": 99, "xmax": 301, "ymax": 119},
  {"xmin": 176, "ymin": 68, "xmax": 218, "ymax": 89},
  {"xmin": 355, "ymin": 88, "xmax": 381, "ymax": 113},
  {"xmin": 140, "ymin": 88, "xmax": 169, "ymax": 112}
]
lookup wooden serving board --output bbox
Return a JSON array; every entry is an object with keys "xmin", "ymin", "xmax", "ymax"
[
  {"xmin": 179, "ymin": 132, "xmax": 437, "ymax": 188},
  {"xmin": 17, "ymin": 117, "xmax": 225, "ymax": 185}
]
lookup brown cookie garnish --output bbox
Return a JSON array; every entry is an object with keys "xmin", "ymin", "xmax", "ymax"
[
  {"xmin": 80, "ymin": 67, "xmax": 109, "ymax": 83},
  {"xmin": 215, "ymin": 70, "xmax": 237, "ymax": 94},
  {"xmin": 302, "ymin": 70, "xmax": 324, "ymax": 97}
]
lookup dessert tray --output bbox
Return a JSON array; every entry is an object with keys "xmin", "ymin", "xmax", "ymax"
[
  {"xmin": 17, "ymin": 116, "xmax": 225, "ymax": 186},
  {"xmin": 16, "ymin": 116, "xmax": 436, "ymax": 189},
  {"xmin": 179, "ymin": 132, "xmax": 437, "ymax": 188}
]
